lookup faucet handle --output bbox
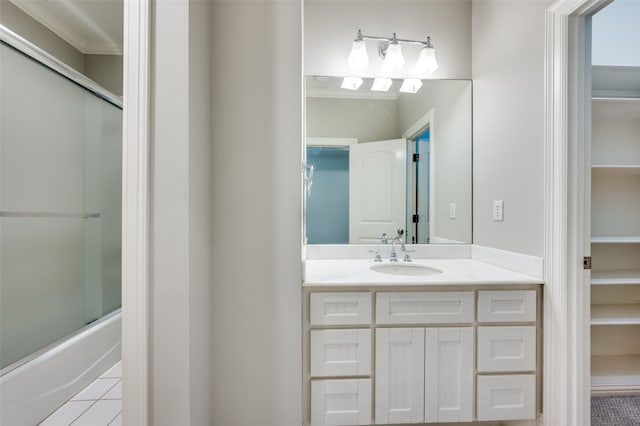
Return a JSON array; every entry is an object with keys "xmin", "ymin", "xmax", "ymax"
[
  {"xmin": 403, "ymin": 249, "xmax": 416, "ymax": 262},
  {"xmin": 369, "ymin": 250, "xmax": 383, "ymax": 262}
]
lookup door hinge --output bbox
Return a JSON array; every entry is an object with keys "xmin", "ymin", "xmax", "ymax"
[
  {"xmin": 412, "ymin": 153, "xmax": 420, "ymax": 162},
  {"xmin": 412, "ymin": 214, "xmax": 419, "ymax": 223},
  {"xmin": 583, "ymin": 256, "xmax": 592, "ymax": 270}
]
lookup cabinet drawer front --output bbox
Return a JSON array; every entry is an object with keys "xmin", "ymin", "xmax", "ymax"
[
  {"xmin": 477, "ymin": 326, "xmax": 536, "ymax": 372},
  {"xmin": 477, "ymin": 374, "xmax": 536, "ymax": 421},
  {"xmin": 311, "ymin": 329, "xmax": 371, "ymax": 377},
  {"xmin": 478, "ymin": 290, "xmax": 536, "ymax": 322},
  {"xmin": 311, "ymin": 379, "xmax": 372, "ymax": 426},
  {"xmin": 376, "ymin": 292, "xmax": 474, "ymax": 324},
  {"xmin": 310, "ymin": 292, "xmax": 372, "ymax": 325}
]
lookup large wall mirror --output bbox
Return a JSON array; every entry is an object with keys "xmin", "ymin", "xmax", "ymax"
[{"xmin": 304, "ymin": 76, "xmax": 472, "ymax": 245}]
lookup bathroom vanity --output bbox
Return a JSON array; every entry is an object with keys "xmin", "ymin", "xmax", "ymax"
[{"xmin": 303, "ymin": 252, "xmax": 543, "ymax": 426}]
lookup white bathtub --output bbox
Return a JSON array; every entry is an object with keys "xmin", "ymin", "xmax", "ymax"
[{"xmin": 0, "ymin": 310, "xmax": 121, "ymax": 425}]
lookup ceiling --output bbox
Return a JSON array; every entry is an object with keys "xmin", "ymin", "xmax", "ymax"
[{"xmin": 10, "ymin": 0, "xmax": 123, "ymax": 55}]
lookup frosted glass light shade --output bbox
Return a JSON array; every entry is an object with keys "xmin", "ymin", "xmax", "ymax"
[
  {"xmin": 348, "ymin": 39, "xmax": 369, "ymax": 71},
  {"xmin": 371, "ymin": 78, "xmax": 393, "ymax": 92},
  {"xmin": 341, "ymin": 77, "xmax": 363, "ymax": 91},
  {"xmin": 381, "ymin": 42, "xmax": 405, "ymax": 73},
  {"xmin": 399, "ymin": 79, "xmax": 423, "ymax": 94},
  {"xmin": 414, "ymin": 45, "xmax": 438, "ymax": 77}
]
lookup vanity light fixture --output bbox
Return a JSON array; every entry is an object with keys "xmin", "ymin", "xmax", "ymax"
[
  {"xmin": 380, "ymin": 34, "xmax": 405, "ymax": 73},
  {"xmin": 341, "ymin": 76, "xmax": 363, "ymax": 91},
  {"xmin": 347, "ymin": 30, "xmax": 438, "ymax": 77},
  {"xmin": 371, "ymin": 77, "xmax": 393, "ymax": 92},
  {"xmin": 347, "ymin": 32, "xmax": 369, "ymax": 71}
]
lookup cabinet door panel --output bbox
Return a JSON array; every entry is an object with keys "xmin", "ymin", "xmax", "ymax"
[
  {"xmin": 477, "ymin": 374, "xmax": 536, "ymax": 421},
  {"xmin": 477, "ymin": 326, "xmax": 536, "ymax": 372},
  {"xmin": 375, "ymin": 328, "xmax": 425, "ymax": 424},
  {"xmin": 311, "ymin": 329, "xmax": 371, "ymax": 377},
  {"xmin": 311, "ymin": 379, "xmax": 372, "ymax": 426},
  {"xmin": 310, "ymin": 292, "xmax": 372, "ymax": 325},
  {"xmin": 377, "ymin": 292, "xmax": 474, "ymax": 324},
  {"xmin": 424, "ymin": 327, "xmax": 473, "ymax": 423},
  {"xmin": 478, "ymin": 290, "xmax": 537, "ymax": 323}
]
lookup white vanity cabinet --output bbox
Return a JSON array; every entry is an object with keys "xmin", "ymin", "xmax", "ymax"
[
  {"xmin": 310, "ymin": 293, "xmax": 373, "ymax": 426},
  {"xmin": 375, "ymin": 292, "xmax": 474, "ymax": 424},
  {"xmin": 305, "ymin": 287, "xmax": 540, "ymax": 426}
]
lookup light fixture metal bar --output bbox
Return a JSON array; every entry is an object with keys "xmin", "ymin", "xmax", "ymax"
[{"xmin": 357, "ymin": 30, "xmax": 430, "ymax": 46}]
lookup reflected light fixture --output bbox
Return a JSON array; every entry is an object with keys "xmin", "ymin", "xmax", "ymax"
[
  {"xmin": 341, "ymin": 77, "xmax": 363, "ymax": 91},
  {"xmin": 371, "ymin": 77, "xmax": 393, "ymax": 92},
  {"xmin": 399, "ymin": 78, "xmax": 423, "ymax": 94}
]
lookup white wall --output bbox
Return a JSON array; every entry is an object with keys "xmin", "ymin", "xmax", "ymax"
[
  {"xmin": 471, "ymin": 0, "xmax": 551, "ymax": 257},
  {"xmin": 149, "ymin": 0, "xmax": 211, "ymax": 424},
  {"xmin": 305, "ymin": 0, "xmax": 471, "ymax": 79},
  {"xmin": 210, "ymin": 1, "xmax": 302, "ymax": 425},
  {"xmin": 0, "ymin": 0, "xmax": 84, "ymax": 72},
  {"xmin": 306, "ymin": 97, "xmax": 398, "ymax": 142},
  {"xmin": 85, "ymin": 54, "xmax": 123, "ymax": 97}
]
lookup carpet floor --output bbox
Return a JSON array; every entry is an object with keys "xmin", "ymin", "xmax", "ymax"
[{"xmin": 592, "ymin": 395, "xmax": 640, "ymax": 425}]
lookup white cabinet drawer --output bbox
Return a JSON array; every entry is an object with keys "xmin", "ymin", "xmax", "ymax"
[
  {"xmin": 477, "ymin": 374, "xmax": 536, "ymax": 421},
  {"xmin": 311, "ymin": 329, "xmax": 371, "ymax": 377},
  {"xmin": 376, "ymin": 292, "xmax": 474, "ymax": 324},
  {"xmin": 478, "ymin": 290, "xmax": 536, "ymax": 323},
  {"xmin": 478, "ymin": 326, "xmax": 536, "ymax": 372},
  {"xmin": 310, "ymin": 292, "xmax": 372, "ymax": 325},
  {"xmin": 311, "ymin": 379, "xmax": 371, "ymax": 426}
]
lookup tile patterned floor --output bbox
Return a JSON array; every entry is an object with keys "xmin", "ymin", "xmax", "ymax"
[{"xmin": 39, "ymin": 361, "xmax": 122, "ymax": 426}]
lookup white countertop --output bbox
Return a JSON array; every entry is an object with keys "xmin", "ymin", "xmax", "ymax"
[{"xmin": 303, "ymin": 258, "xmax": 543, "ymax": 287}]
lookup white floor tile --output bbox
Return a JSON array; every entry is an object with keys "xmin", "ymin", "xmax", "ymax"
[
  {"xmin": 99, "ymin": 361, "xmax": 122, "ymax": 379},
  {"xmin": 71, "ymin": 378, "xmax": 119, "ymax": 401},
  {"xmin": 71, "ymin": 400, "xmax": 121, "ymax": 426},
  {"xmin": 101, "ymin": 380, "xmax": 122, "ymax": 400},
  {"xmin": 108, "ymin": 412, "xmax": 122, "ymax": 426},
  {"xmin": 39, "ymin": 401, "xmax": 95, "ymax": 426}
]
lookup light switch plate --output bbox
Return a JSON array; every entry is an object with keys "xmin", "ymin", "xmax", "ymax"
[
  {"xmin": 449, "ymin": 203, "xmax": 457, "ymax": 219},
  {"xmin": 493, "ymin": 200, "xmax": 504, "ymax": 221}
]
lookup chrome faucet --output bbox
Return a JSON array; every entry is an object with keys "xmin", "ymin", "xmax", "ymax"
[{"xmin": 389, "ymin": 237, "xmax": 405, "ymax": 262}]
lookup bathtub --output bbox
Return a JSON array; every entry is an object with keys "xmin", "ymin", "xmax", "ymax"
[{"xmin": 0, "ymin": 310, "xmax": 121, "ymax": 425}]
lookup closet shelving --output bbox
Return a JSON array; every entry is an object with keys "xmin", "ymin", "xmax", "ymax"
[{"xmin": 590, "ymin": 65, "xmax": 640, "ymax": 394}]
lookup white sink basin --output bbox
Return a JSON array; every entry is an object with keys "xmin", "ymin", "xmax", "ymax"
[{"xmin": 370, "ymin": 262, "xmax": 443, "ymax": 276}]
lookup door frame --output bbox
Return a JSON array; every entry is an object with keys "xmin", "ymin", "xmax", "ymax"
[
  {"xmin": 543, "ymin": 1, "xmax": 611, "ymax": 425},
  {"xmin": 403, "ymin": 109, "xmax": 435, "ymax": 243},
  {"xmin": 122, "ymin": 0, "xmax": 150, "ymax": 424}
]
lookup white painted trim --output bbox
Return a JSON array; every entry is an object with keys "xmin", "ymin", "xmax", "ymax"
[
  {"xmin": 471, "ymin": 245, "xmax": 543, "ymax": 280},
  {"xmin": 543, "ymin": 2, "xmax": 611, "ymax": 425},
  {"xmin": 122, "ymin": 0, "xmax": 150, "ymax": 424},
  {"xmin": 402, "ymin": 108, "xmax": 434, "ymax": 140},
  {"xmin": 306, "ymin": 137, "xmax": 357, "ymax": 147}
]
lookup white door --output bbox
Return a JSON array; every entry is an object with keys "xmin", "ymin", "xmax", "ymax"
[
  {"xmin": 424, "ymin": 327, "xmax": 473, "ymax": 423},
  {"xmin": 375, "ymin": 328, "xmax": 425, "ymax": 424},
  {"xmin": 349, "ymin": 139, "xmax": 407, "ymax": 243}
]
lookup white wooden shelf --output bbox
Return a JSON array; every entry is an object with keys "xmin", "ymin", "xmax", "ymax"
[
  {"xmin": 591, "ymin": 304, "xmax": 640, "ymax": 325},
  {"xmin": 592, "ymin": 65, "xmax": 640, "ymax": 98},
  {"xmin": 592, "ymin": 165, "xmax": 640, "ymax": 175},
  {"xmin": 591, "ymin": 354, "xmax": 640, "ymax": 392},
  {"xmin": 592, "ymin": 236, "xmax": 640, "ymax": 244},
  {"xmin": 592, "ymin": 270, "xmax": 640, "ymax": 285}
]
